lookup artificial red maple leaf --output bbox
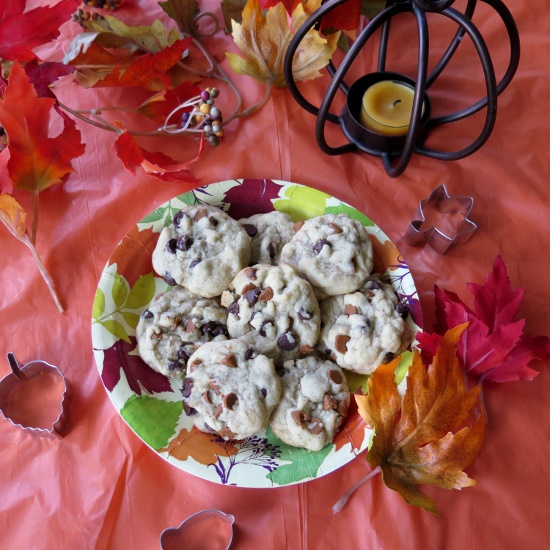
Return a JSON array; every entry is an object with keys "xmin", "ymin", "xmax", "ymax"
[
  {"xmin": 258, "ymin": 0, "xmax": 360, "ymax": 31},
  {"xmin": 320, "ymin": 0, "xmax": 361, "ymax": 32},
  {"xmin": 355, "ymin": 326, "xmax": 485, "ymax": 514},
  {"xmin": 0, "ymin": 0, "xmax": 75, "ymax": 62},
  {"xmin": 23, "ymin": 59, "xmax": 76, "ymax": 101},
  {"xmin": 259, "ymin": 0, "xmax": 299, "ymax": 15},
  {"xmin": 0, "ymin": 62, "xmax": 85, "ymax": 193},
  {"xmin": 0, "ymin": 149, "xmax": 12, "ymax": 194},
  {"xmin": 417, "ymin": 256, "xmax": 550, "ymax": 383},
  {"xmin": 92, "ymin": 38, "xmax": 191, "ymax": 89},
  {"xmin": 113, "ymin": 129, "xmax": 201, "ymax": 184}
]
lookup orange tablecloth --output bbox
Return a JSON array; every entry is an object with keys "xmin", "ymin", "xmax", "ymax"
[{"xmin": 1, "ymin": 1, "xmax": 549, "ymax": 548}]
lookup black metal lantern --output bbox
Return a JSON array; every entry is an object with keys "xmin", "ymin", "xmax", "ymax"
[{"xmin": 283, "ymin": 0, "xmax": 520, "ymax": 177}]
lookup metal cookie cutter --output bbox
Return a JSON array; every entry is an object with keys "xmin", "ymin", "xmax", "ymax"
[
  {"xmin": 160, "ymin": 509, "xmax": 236, "ymax": 550},
  {"xmin": 0, "ymin": 353, "xmax": 72, "ymax": 439},
  {"xmin": 404, "ymin": 184, "xmax": 477, "ymax": 254}
]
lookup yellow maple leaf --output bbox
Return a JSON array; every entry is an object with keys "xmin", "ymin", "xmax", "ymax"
[
  {"xmin": 0, "ymin": 193, "xmax": 27, "ymax": 237},
  {"xmin": 226, "ymin": 0, "xmax": 340, "ymax": 86}
]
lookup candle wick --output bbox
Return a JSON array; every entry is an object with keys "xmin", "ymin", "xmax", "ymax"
[{"xmin": 392, "ymin": 99, "xmax": 402, "ymax": 107}]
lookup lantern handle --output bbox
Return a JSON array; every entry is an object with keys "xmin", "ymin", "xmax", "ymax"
[
  {"xmin": 313, "ymin": 2, "xmax": 409, "ymax": 156},
  {"xmin": 428, "ymin": 0, "xmax": 520, "ymax": 126},
  {"xmin": 284, "ymin": 0, "xmax": 351, "ymax": 124}
]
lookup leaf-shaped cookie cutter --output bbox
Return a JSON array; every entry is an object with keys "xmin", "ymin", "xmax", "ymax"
[
  {"xmin": 404, "ymin": 184, "xmax": 477, "ymax": 254},
  {"xmin": 0, "ymin": 353, "xmax": 72, "ymax": 439},
  {"xmin": 160, "ymin": 509, "xmax": 236, "ymax": 550}
]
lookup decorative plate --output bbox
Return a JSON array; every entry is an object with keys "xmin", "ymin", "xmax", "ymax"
[{"xmin": 92, "ymin": 179, "xmax": 421, "ymax": 487}]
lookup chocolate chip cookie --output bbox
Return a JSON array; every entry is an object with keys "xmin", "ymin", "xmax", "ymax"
[
  {"xmin": 279, "ymin": 213, "xmax": 373, "ymax": 299},
  {"xmin": 182, "ymin": 339, "xmax": 281, "ymax": 440},
  {"xmin": 319, "ymin": 274, "xmax": 412, "ymax": 374},
  {"xmin": 220, "ymin": 263, "xmax": 320, "ymax": 364},
  {"xmin": 269, "ymin": 356, "xmax": 350, "ymax": 452},
  {"xmin": 238, "ymin": 211, "xmax": 295, "ymax": 265},
  {"xmin": 136, "ymin": 286, "xmax": 229, "ymax": 378},
  {"xmin": 152, "ymin": 204, "xmax": 251, "ymax": 298}
]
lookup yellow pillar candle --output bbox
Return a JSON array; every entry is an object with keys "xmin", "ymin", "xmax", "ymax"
[{"xmin": 360, "ymin": 80, "xmax": 421, "ymax": 136}]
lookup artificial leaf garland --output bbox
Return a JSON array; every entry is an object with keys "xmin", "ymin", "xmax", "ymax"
[{"xmin": 0, "ymin": 62, "xmax": 86, "ymax": 312}]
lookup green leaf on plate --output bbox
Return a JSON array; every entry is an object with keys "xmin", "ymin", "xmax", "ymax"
[
  {"xmin": 122, "ymin": 311, "xmax": 141, "ymax": 329},
  {"xmin": 265, "ymin": 425, "xmax": 332, "ymax": 485},
  {"xmin": 93, "ymin": 288, "xmax": 105, "ymax": 320},
  {"xmin": 273, "ymin": 186, "xmax": 331, "ymax": 221},
  {"xmin": 178, "ymin": 191, "xmax": 198, "ymax": 206},
  {"xmin": 112, "ymin": 272, "xmax": 130, "ymax": 308},
  {"xmin": 325, "ymin": 204, "xmax": 374, "ymax": 226},
  {"xmin": 120, "ymin": 395, "xmax": 183, "ymax": 450},
  {"xmin": 140, "ymin": 209, "xmax": 164, "ymax": 224},
  {"xmin": 101, "ymin": 319, "xmax": 131, "ymax": 343},
  {"xmin": 345, "ymin": 371, "xmax": 371, "ymax": 394},
  {"xmin": 394, "ymin": 350, "xmax": 413, "ymax": 385},
  {"xmin": 125, "ymin": 273, "xmax": 156, "ymax": 310}
]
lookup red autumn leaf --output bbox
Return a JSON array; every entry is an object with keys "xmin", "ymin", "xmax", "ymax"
[
  {"xmin": 0, "ymin": 0, "xmax": 75, "ymax": 62},
  {"xmin": 259, "ymin": 0, "xmax": 299, "ymax": 15},
  {"xmin": 93, "ymin": 38, "xmax": 191, "ymax": 89},
  {"xmin": 468, "ymin": 255, "xmax": 524, "ymax": 331},
  {"xmin": 137, "ymin": 82, "xmax": 201, "ymax": 122},
  {"xmin": 321, "ymin": 0, "xmax": 361, "ymax": 32},
  {"xmin": 23, "ymin": 59, "xmax": 76, "ymax": 100},
  {"xmin": 113, "ymin": 129, "xmax": 201, "ymax": 184},
  {"xmin": 417, "ymin": 256, "xmax": 550, "ymax": 383},
  {"xmin": 258, "ymin": 0, "xmax": 360, "ymax": 31},
  {"xmin": 0, "ymin": 149, "xmax": 12, "ymax": 194},
  {"xmin": 0, "ymin": 62, "xmax": 85, "ymax": 193}
]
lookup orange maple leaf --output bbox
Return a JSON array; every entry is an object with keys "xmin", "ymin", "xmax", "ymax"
[
  {"xmin": 369, "ymin": 234, "xmax": 401, "ymax": 273},
  {"xmin": 358, "ymin": 325, "xmax": 485, "ymax": 514},
  {"xmin": 159, "ymin": 426, "xmax": 238, "ymax": 464},
  {"xmin": 94, "ymin": 38, "xmax": 191, "ymax": 89},
  {"xmin": 0, "ymin": 62, "xmax": 85, "ymax": 193},
  {"xmin": 108, "ymin": 225, "xmax": 157, "ymax": 288}
]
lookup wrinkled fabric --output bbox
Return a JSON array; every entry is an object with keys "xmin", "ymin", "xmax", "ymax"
[{"xmin": 1, "ymin": 1, "xmax": 549, "ymax": 549}]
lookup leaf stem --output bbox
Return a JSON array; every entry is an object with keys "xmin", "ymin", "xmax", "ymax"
[
  {"xmin": 232, "ymin": 81, "xmax": 272, "ymax": 120},
  {"xmin": 332, "ymin": 465, "xmax": 382, "ymax": 514},
  {"xmin": 30, "ymin": 190, "xmax": 39, "ymax": 245},
  {"xmin": 0, "ymin": 215, "xmax": 63, "ymax": 313}
]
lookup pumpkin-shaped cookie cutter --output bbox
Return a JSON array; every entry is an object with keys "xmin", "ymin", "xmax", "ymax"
[{"xmin": 160, "ymin": 509, "xmax": 236, "ymax": 550}]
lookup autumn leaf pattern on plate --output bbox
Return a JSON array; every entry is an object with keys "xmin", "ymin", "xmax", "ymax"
[{"xmin": 92, "ymin": 179, "xmax": 420, "ymax": 487}]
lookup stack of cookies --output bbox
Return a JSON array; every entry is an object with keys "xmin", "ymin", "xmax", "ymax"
[{"xmin": 136, "ymin": 204, "xmax": 411, "ymax": 452}]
